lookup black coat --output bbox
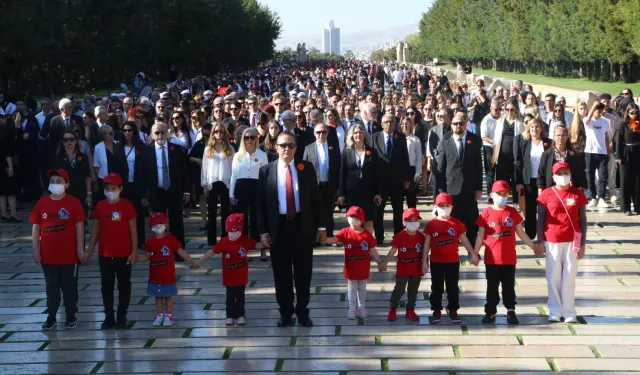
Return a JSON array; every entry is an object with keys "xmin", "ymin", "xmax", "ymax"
[
  {"xmin": 339, "ymin": 146, "xmax": 382, "ymax": 196},
  {"xmin": 137, "ymin": 143, "xmax": 191, "ymax": 201},
  {"xmin": 303, "ymin": 141, "xmax": 341, "ymax": 192},
  {"xmin": 514, "ymin": 136, "xmax": 553, "ymax": 185},
  {"xmin": 436, "ymin": 132, "xmax": 483, "ymax": 196},
  {"xmin": 371, "ymin": 131, "xmax": 412, "ymax": 191},
  {"xmin": 42, "ymin": 114, "xmax": 83, "ymax": 155},
  {"xmin": 537, "ymin": 148, "xmax": 587, "ymax": 189},
  {"xmin": 49, "ymin": 151, "xmax": 91, "ymax": 202}
]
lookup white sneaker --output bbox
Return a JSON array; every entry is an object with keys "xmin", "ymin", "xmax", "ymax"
[
  {"xmin": 357, "ymin": 307, "xmax": 368, "ymax": 318},
  {"xmin": 611, "ymin": 195, "xmax": 619, "ymax": 205},
  {"xmin": 153, "ymin": 313, "xmax": 164, "ymax": 327},
  {"xmin": 236, "ymin": 316, "xmax": 246, "ymax": 325},
  {"xmin": 564, "ymin": 316, "xmax": 577, "ymax": 324},
  {"xmin": 162, "ymin": 314, "xmax": 174, "ymax": 327},
  {"xmin": 347, "ymin": 309, "xmax": 357, "ymax": 320},
  {"xmin": 587, "ymin": 199, "xmax": 598, "ymax": 208},
  {"xmin": 548, "ymin": 315, "xmax": 561, "ymax": 322},
  {"xmin": 225, "ymin": 318, "xmax": 234, "ymax": 326},
  {"xmin": 598, "ymin": 198, "xmax": 610, "ymax": 208}
]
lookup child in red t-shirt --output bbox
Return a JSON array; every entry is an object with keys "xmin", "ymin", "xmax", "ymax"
[
  {"xmin": 381, "ymin": 208, "xmax": 426, "ymax": 322},
  {"xmin": 137, "ymin": 212, "xmax": 199, "ymax": 327},
  {"xmin": 30, "ymin": 169, "xmax": 86, "ymax": 330},
  {"xmin": 198, "ymin": 213, "xmax": 257, "ymax": 326},
  {"xmin": 474, "ymin": 180, "xmax": 538, "ymax": 325},
  {"xmin": 326, "ymin": 206, "xmax": 383, "ymax": 320},
  {"xmin": 423, "ymin": 193, "xmax": 477, "ymax": 324},
  {"xmin": 86, "ymin": 173, "xmax": 138, "ymax": 330}
]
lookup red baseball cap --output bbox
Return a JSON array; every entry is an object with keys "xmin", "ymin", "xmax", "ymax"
[
  {"xmin": 47, "ymin": 168, "xmax": 69, "ymax": 182},
  {"xmin": 402, "ymin": 208, "xmax": 422, "ymax": 221},
  {"xmin": 346, "ymin": 206, "xmax": 365, "ymax": 222},
  {"xmin": 103, "ymin": 173, "xmax": 122, "ymax": 186},
  {"xmin": 435, "ymin": 192, "xmax": 453, "ymax": 206},
  {"xmin": 225, "ymin": 213, "xmax": 244, "ymax": 233},
  {"xmin": 552, "ymin": 161, "xmax": 571, "ymax": 175},
  {"xmin": 149, "ymin": 212, "xmax": 168, "ymax": 227},
  {"xmin": 491, "ymin": 180, "xmax": 510, "ymax": 193}
]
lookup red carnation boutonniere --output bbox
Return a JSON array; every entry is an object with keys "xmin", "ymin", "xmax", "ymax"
[
  {"xmin": 373, "ymin": 125, "xmax": 378, "ymax": 129},
  {"xmin": 77, "ymin": 156, "xmax": 83, "ymax": 162},
  {"xmin": 230, "ymin": 139, "xmax": 235, "ymax": 144},
  {"xmin": 394, "ymin": 134, "xmax": 398, "ymax": 140},
  {"xmin": 466, "ymin": 139, "xmax": 472, "ymax": 145},
  {"xmin": 569, "ymin": 150, "xmax": 575, "ymax": 156},
  {"xmin": 329, "ymin": 145, "xmax": 334, "ymax": 151},
  {"xmin": 71, "ymin": 120, "xmax": 77, "ymax": 124},
  {"xmin": 543, "ymin": 142, "xmax": 549, "ymax": 148},
  {"xmin": 169, "ymin": 145, "xmax": 175, "ymax": 151},
  {"xmin": 365, "ymin": 150, "xmax": 371, "ymax": 156},
  {"xmin": 254, "ymin": 158, "xmax": 258, "ymax": 162},
  {"xmin": 136, "ymin": 150, "xmax": 141, "ymax": 156},
  {"xmin": 297, "ymin": 163, "xmax": 304, "ymax": 171}
]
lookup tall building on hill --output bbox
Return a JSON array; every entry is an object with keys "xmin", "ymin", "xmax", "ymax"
[{"xmin": 322, "ymin": 20, "xmax": 340, "ymax": 55}]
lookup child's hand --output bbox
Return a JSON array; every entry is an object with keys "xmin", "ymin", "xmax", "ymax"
[
  {"xmin": 469, "ymin": 253, "xmax": 480, "ymax": 267},
  {"xmin": 377, "ymin": 261, "xmax": 386, "ymax": 272},
  {"xmin": 422, "ymin": 262, "xmax": 429, "ymax": 274},
  {"xmin": 534, "ymin": 242, "xmax": 546, "ymax": 256},
  {"xmin": 191, "ymin": 262, "xmax": 200, "ymax": 270}
]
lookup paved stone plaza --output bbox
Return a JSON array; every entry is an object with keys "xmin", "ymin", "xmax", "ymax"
[{"xmin": 1, "ymin": 196, "xmax": 639, "ymax": 374}]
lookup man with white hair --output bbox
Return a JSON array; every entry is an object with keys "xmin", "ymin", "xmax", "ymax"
[
  {"xmin": 95, "ymin": 106, "xmax": 109, "ymax": 127},
  {"xmin": 360, "ymin": 103, "xmax": 381, "ymax": 136},
  {"xmin": 42, "ymin": 98, "xmax": 83, "ymax": 156}
]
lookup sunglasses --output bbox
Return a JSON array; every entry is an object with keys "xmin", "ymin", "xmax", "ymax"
[
  {"xmin": 406, "ymin": 111, "xmax": 415, "ymax": 115},
  {"xmin": 63, "ymin": 137, "xmax": 76, "ymax": 142},
  {"xmin": 630, "ymin": 111, "xmax": 638, "ymax": 115},
  {"xmin": 230, "ymin": 107, "xmax": 239, "ymax": 111},
  {"xmin": 315, "ymin": 130, "xmax": 328, "ymax": 135},
  {"xmin": 506, "ymin": 108, "xmax": 516, "ymax": 112},
  {"xmin": 123, "ymin": 128, "xmax": 134, "ymax": 133},
  {"xmin": 154, "ymin": 131, "xmax": 166, "ymax": 135},
  {"xmin": 623, "ymin": 92, "xmax": 631, "ymax": 96},
  {"xmin": 244, "ymin": 136, "xmax": 257, "ymax": 141},
  {"xmin": 172, "ymin": 117, "xmax": 181, "ymax": 121},
  {"xmin": 214, "ymin": 110, "xmax": 222, "ymax": 113},
  {"xmin": 451, "ymin": 122, "xmax": 465, "ymax": 126},
  {"xmin": 277, "ymin": 142, "xmax": 296, "ymax": 149}
]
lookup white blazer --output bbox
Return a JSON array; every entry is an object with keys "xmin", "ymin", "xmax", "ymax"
[
  {"xmin": 493, "ymin": 118, "xmax": 524, "ymax": 165},
  {"xmin": 406, "ymin": 134, "xmax": 423, "ymax": 176}
]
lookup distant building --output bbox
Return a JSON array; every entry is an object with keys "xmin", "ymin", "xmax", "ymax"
[{"xmin": 322, "ymin": 20, "xmax": 340, "ymax": 55}]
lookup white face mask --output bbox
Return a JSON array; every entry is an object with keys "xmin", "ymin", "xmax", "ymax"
[
  {"xmin": 405, "ymin": 222, "xmax": 420, "ymax": 232},
  {"xmin": 347, "ymin": 217, "xmax": 361, "ymax": 228},
  {"xmin": 152, "ymin": 224, "xmax": 166, "ymax": 234},
  {"xmin": 553, "ymin": 174, "xmax": 571, "ymax": 187},
  {"xmin": 228, "ymin": 231, "xmax": 242, "ymax": 241},
  {"xmin": 48, "ymin": 183, "xmax": 65, "ymax": 195},
  {"xmin": 436, "ymin": 206, "xmax": 452, "ymax": 218},
  {"xmin": 492, "ymin": 194, "xmax": 509, "ymax": 207},
  {"xmin": 104, "ymin": 191, "xmax": 120, "ymax": 202},
  {"xmin": 155, "ymin": 138, "xmax": 166, "ymax": 146}
]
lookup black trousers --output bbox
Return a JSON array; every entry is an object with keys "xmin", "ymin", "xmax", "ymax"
[
  {"xmin": 151, "ymin": 188, "xmax": 185, "ymax": 252},
  {"xmin": 318, "ymin": 183, "xmax": 336, "ymax": 236},
  {"xmin": 619, "ymin": 162, "xmax": 640, "ymax": 213},
  {"xmin": 430, "ymin": 261, "xmax": 460, "ymax": 311},
  {"xmin": 485, "ymin": 264, "xmax": 517, "ymax": 315},
  {"xmin": 98, "ymin": 256, "xmax": 132, "ymax": 317},
  {"xmin": 124, "ymin": 182, "xmax": 146, "ymax": 247},
  {"xmin": 451, "ymin": 189, "xmax": 479, "ymax": 245},
  {"xmin": 483, "ymin": 145, "xmax": 495, "ymax": 197},
  {"xmin": 207, "ymin": 181, "xmax": 230, "ymax": 246},
  {"xmin": 523, "ymin": 178, "xmax": 539, "ymax": 239},
  {"xmin": 270, "ymin": 215, "xmax": 313, "ymax": 321},
  {"xmin": 374, "ymin": 184, "xmax": 404, "ymax": 241},
  {"xmin": 496, "ymin": 152, "xmax": 517, "ymax": 202},
  {"xmin": 226, "ymin": 285, "xmax": 246, "ymax": 319},
  {"xmin": 586, "ymin": 152, "xmax": 609, "ymax": 198},
  {"xmin": 405, "ymin": 186, "xmax": 418, "ymax": 209},
  {"xmin": 42, "ymin": 264, "xmax": 78, "ymax": 318},
  {"xmin": 389, "ymin": 276, "xmax": 422, "ymax": 309},
  {"xmin": 233, "ymin": 179, "xmax": 259, "ymax": 241}
]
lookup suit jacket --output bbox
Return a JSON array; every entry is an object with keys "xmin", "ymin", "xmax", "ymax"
[
  {"xmin": 537, "ymin": 148, "xmax": 587, "ymax": 190},
  {"xmin": 427, "ymin": 123, "xmax": 451, "ymax": 160},
  {"xmin": 436, "ymin": 132, "xmax": 483, "ymax": 196},
  {"xmin": 114, "ymin": 142, "xmax": 145, "ymax": 188},
  {"xmin": 293, "ymin": 126, "xmax": 315, "ymax": 160},
  {"xmin": 514, "ymin": 135, "xmax": 552, "ymax": 185},
  {"xmin": 303, "ymin": 141, "xmax": 341, "ymax": 192},
  {"xmin": 138, "ymin": 142, "xmax": 190, "ymax": 202},
  {"xmin": 372, "ymin": 131, "xmax": 412, "ymax": 191},
  {"xmin": 339, "ymin": 146, "xmax": 382, "ymax": 197},
  {"xmin": 362, "ymin": 120, "xmax": 382, "ymax": 136},
  {"xmin": 42, "ymin": 114, "xmax": 83, "ymax": 155},
  {"xmin": 256, "ymin": 159, "xmax": 324, "ymax": 246}
]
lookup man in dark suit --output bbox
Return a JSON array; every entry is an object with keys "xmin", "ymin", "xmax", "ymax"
[
  {"xmin": 303, "ymin": 123, "xmax": 341, "ymax": 238},
  {"xmin": 361, "ymin": 103, "xmax": 382, "ymax": 137},
  {"xmin": 427, "ymin": 107, "xmax": 453, "ymax": 197},
  {"xmin": 372, "ymin": 114, "xmax": 412, "ymax": 243},
  {"xmin": 257, "ymin": 132, "xmax": 326, "ymax": 328},
  {"xmin": 42, "ymin": 98, "xmax": 83, "ymax": 156},
  {"xmin": 137, "ymin": 122, "xmax": 190, "ymax": 258},
  {"xmin": 435, "ymin": 110, "xmax": 483, "ymax": 245},
  {"xmin": 281, "ymin": 110, "xmax": 314, "ymax": 159}
]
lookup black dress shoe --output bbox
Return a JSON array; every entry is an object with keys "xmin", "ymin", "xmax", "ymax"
[
  {"xmin": 277, "ymin": 317, "xmax": 293, "ymax": 327},
  {"xmin": 298, "ymin": 318, "xmax": 313, "ymax": 327}
]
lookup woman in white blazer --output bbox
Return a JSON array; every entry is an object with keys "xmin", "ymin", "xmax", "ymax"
[
  {"xmin": 492, "ymin": 99, "xmax": 525, "ymax": 202},
  {"xmin": 399, "ymin": 116, "xmax": 423, "ymax": 208}
]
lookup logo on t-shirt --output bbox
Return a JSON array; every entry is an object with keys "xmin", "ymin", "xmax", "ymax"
[
  {"xmin": 360, "ymin": 240, "xmax": 369, "ymax": 251},
  {"xmin": 58, "ymin": 208, "xmax": 69, "ymax": 220},
  {"xmin": 238, "ymin": 247, "xmax": 246, "ymax": 257},
  {"xmin": 447, "ymin": 227, "xmax": 456, "ymax": 237},
  {"xmin": 160, "ymin": 246, "xmax": 170, "ymax": 257},
  {"xmin": 225, "ymin": 253, "xmax": 231, "ymax": 258},
  {"xmin": 415, "ymin": 243, "xmax": 422, "ymax": 253},
  {"xmin": 566, "ymin": 197, "xmax": 576, "ymax": 206},
  {"xmin": 504, "ymin": 217, "xmax": 513, "ymax": 227},
  {"xmin": 42, "ymin": 213, "xmax": 47, "ymax": 219},
  {"xmin": 112, "ymin": 211, "xmax": 121, "ymax": 221},
  {"xmin": 400, "ymin": 247, "xmax": 407, "ymax": 253}
]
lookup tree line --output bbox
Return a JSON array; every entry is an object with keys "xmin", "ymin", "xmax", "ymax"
[
  {"xmin": 0, "ymin": 0, "xmax": 281, "ymax": 96},
  {"xmin": 374, "ymin": 0, "xmax": 640, "ymax": 83}
]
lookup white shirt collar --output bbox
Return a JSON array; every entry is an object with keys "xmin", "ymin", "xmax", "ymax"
[
  {"xmin": 452, "ymin": 131, "xmax": 467, "ymax": 142},
  {"xmin": 277, "ymin": 159, "xmax": 295, "ymax": 170}
]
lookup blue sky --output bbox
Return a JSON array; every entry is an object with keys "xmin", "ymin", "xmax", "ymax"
[{"xmin": 257, "ymin": 0, "xmax": 432, "ymax": 38}]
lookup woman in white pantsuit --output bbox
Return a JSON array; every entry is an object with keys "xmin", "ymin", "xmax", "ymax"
[{"xmin": 536, "ymin": 161, "xmax": 588, "ymax": 323}]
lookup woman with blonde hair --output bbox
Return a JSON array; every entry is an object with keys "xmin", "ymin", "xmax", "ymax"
[
  {"xmin": 570, "ymin": 101, "xmax": 588, "ymax": 184},
  {"xmin": 325, "ymin": 107, "xmax": 345, "ymax": 153}
]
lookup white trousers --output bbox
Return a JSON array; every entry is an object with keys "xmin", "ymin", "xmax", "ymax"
[
  {"xmin": 347, "ymin": 279, "xmax": 367, "ymax": 310},
  {"xmin": 545, "ymin": 242, "xmax": 578, "ymax": 318}
]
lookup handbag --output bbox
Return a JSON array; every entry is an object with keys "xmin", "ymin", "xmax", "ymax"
[{"xmin": 551, "ymin": 187, "xmax": 581, "ymax": 253}]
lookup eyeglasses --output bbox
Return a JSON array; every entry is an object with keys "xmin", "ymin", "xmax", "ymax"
[
  {"xmin": 63, "ymin": 137, "xmax": 76, "ymax": 142},
  {"xmin": 277, "ymin": 142, "xmax": 296, "ymax": 149},
  {"xmin": 213, "ymin": 130, "xmax": 224, "ymax": 134},
  {"xmin": 315, "ymin": 130, "xmax": 328, "ymax": 135},
  {"xmin": 214, "ymin": 110, "xmax": 222, "ymax": 113},
  {"xmin": 630, "ymin": 111, "xmax": 638, "ymax": 115},
  {"xmin": 230, "ymin": 107, "xmax": 239, "ymax": 111},
  {"xmin": 172, "ymin": 117, "xmax": 181, "ymax": 121},
  {"xmin": 407, "ymin": 111, "xmax": 415, "ymax": 115},
  {"xmin": 123, "ymin": 128, "xmax": 133, "ymax": 133},
  {"xmin": 244, "ymin": 136, "xmax": 257, "ymax": 141},
  {"xmin": 154, "ymin": 131, "xmax": 166, "ymax": 135},
  {"xmin": 623, "ymin": 92, "xmax": 631, "ymax": 96},
  {"xmin": 554, "ymin": 109, "xmax": 563, "ymax": 113},
  {"xmin": 451, "ymin": 122, "xmax": 465, "ymax": 126},
  {"xmin": 506, "ymin": 108, "xmax": 516, "ymax": 112}
]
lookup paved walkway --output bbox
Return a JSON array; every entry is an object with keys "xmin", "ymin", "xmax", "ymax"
[{"xmin": 0, "ymin": 197, "xmax": 639, "ymax": 374}]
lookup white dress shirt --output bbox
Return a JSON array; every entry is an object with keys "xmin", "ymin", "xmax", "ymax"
[
  {"xmin": 452, "ymin": 132, "xmax": 467, "ymax": 159},
  {"xmin": 277, "ymin": 160, "xmax": 300, "ymax": 214},
  {"xmin": 155, "ymin": 142, "xmax": 170, "ymax": 188},
  {"xmin": 333, "ymin": 125, "xmax": 345, "ymax": 154},
  {"xmin": 316, "ymin": 142, "xmax": 329, "ymax": 182},
  {"xmin": 530, "ymin": 141, "xmax": 544, "ymax": 179},
  {"xmin": 406, "ymin": 135, "xmax": 423, "ymax": 176},
  {"xmin": 480, "ymin": 114, "xmax": 500, "ymax": 147},
  {"xmin": 229, "ymin": 149, "xmax": 268, "ymax": 197},
  {"xmin": 201, "ymin": 147, "xmax": 234, "ymax": 190},
  {"xmin": 124, "ymin": 146, "xmax": 136, "ymax": 182}
]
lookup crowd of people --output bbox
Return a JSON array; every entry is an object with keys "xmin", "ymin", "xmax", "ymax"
[{"xmin": 3, "ymin": 59, "xmax": 637, "ymax": 329}]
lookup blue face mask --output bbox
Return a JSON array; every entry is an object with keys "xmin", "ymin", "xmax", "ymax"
[{"xmin": 493, "ymin": 195, "xmax": 508, "ymax": 207}]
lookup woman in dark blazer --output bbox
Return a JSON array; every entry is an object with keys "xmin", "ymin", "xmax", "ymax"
[
  {"xmin": 537, "ymin": 125, "xmax": 587, "ymax": 192},
  {"xmin": 515, "ymin": 118, "xmax": 552, "ymax": 239},
  {"xmin": 337, "ymin": 123, "xmax": 382, "ymax": 234},
  {"xmin": 49, "ymin": 129, "xmax": 92, "ymax": 212},
  {"xmin": 615, "ymin": 104, "xmax": 640, "ymax": 215}
]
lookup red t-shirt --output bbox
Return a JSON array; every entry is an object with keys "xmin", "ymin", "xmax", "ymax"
[
  {"xmin": 336, "ymin": 227, "xmax": 377, "ymax": 280},
  {"xmin": 29, "ymin": 195, "xmax": 86, "ymax": 265},
  {"xmin": 537, "ymin": 186, "xmax": 587, "ymax": 243},
  {"xmin": 142, "ymin": 233, "xmax": 182, "ymax": 284},
  {"xmin": 476, "ymin": 206, "xmax": 523, "ymax": 265},
  {"xmin": 91, "ymin": 198, "xmax": 137, "ymax": 257},
  {"xmin": 391, "ymin": 230, "xmax": 426, "ymax": 277},
  {"xmin": 213, "ymin": 235, "xmax": 258, "ymax": 287},
  {"xmin": 423, "ymin": 217, "xmax": 466, "ymax": 263}
]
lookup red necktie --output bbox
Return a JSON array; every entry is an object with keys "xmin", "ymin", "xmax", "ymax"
[{"xmin": 285, "ymin": 164, "xmax": 296, "ymax": 217}]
